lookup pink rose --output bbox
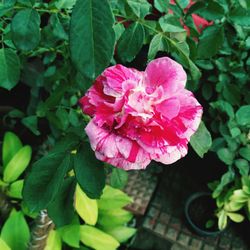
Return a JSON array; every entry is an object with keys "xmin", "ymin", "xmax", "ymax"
[{"xmin": 80, "ymin": 57, "xmax": 203, "ymax": 170}]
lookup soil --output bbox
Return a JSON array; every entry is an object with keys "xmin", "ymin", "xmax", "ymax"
[{"xmin": 188, "ymin": 194, "xmax": 219, "ymax": 232}]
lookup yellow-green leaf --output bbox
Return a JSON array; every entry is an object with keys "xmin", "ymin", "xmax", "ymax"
[
  {"xmin": 98, "ymin": 208, "xmax": 133, "ymax": 227},
  {"xmin": 225, "ymin": 201, "xmax": 244, "ymax": 212},
  {"xmin": 44, "ymin": 230, "xmax": 62, "ymax": 250},
  {"xmin": 3, "ymin": 146, "xmax": 32, "ymax": 183},
  {"xmin": 6, "ymin": 179, "xmax": 24, "ymax": 199},
  {"xmin": 80, "ymin": 225, "xmax": 120, "ymax": 250},
  {"xmin": 2, "ymin": 131, "xmax": 22, "ymax": 167},
  {"xmin": 98, "ymin": 185, "xmax": 133, "ymax": 211},
  {"xmin": 101, "ymin": 226, "xmax": 136, "ymax": 243},
  {"xmin": 230, "ymin": 189, "xmax": 249, "ymax": 202},
  {"xmin": 227, "ymin": 212, "xmax": 244, "ymax": 223},
  {"xmin": 0, "ymin": 238, "xmax": 11, "ymax": 250},
  {"xmin": 218, "ymin": 210, "xmax": 227, "ymax": 230},
  {"xmin": 75, "ymin": 184, "xmax": 98, "ymax": 225}
]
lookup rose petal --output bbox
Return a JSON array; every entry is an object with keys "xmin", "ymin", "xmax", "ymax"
[{"xmin": 145, "ymin": 57, "xmax": 186, "ymax": 95}]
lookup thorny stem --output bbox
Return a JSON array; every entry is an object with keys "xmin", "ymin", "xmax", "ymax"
[{"xmin": 28, "ymin": 210, "xmax": 55, "ymax": 250}]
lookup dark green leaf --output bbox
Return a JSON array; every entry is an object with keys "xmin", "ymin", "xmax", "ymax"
[
  {"xmin": 70, "ymin": 0, "xmax": 115, "ymax": 80},
  {"xmin": 47, "ymin": 178, "xmax": 76, "ymax": 227},
  {"xmin": 1, "ymin": 211, "xmax": 30, "ymax": 250},
  {"xmin": 195, "ymin": 1, "xmax": 225, "ymax": 20},
  {"xmin": 110, "ymin": 168, "xmax": 128, "ymax": 189},
  {"xmin": 197, "ymin": 25, "xmax": 224, "ymax": 59},
  {"xmin": 213, "ymin": 170, "xmax": 235, "ymax": 198},
  {"xmin": 190, "ymin": 121, "xmax": 212, "ymax": 158},
  {"xmin": 11, "ymin": 9, "xmax": 41, "ymax": 51},
  {"xmin": 210, "ymin": 100, "xmax": 234, "ymax": 119},
  {"xmin": 74, "ymin": 144, "xmax": 106, "ymax": 199},
  {"xmin": 0, "ymin": 48, "xmax": 20, "ymax": 90},
  {"xmin": 21, "ymin": 116, "xmax": 40, "ymax": 136},
  {"xmin": 117, "ymin": 22, "xmax": 145, "ymax": 63},
  {"xmin": 23, "ymin": 153, "xmax": 72, "ymax": 212},
  {"xmin": 222, "ymin": 84, "xmax": 241, "ymax": 106}
]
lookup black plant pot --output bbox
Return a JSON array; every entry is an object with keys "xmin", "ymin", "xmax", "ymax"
[{"xmin": 184, "ymin": 192, "xmax": 222, "ymax": 237}]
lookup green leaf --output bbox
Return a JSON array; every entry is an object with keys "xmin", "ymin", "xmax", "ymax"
[
  {"xmin": 227, "ymin": 212, "xmax": 244, "ymax": 223},
  {"xmin": 73, "ymin": 144, "xmax": 106, "ymax": 199},
  {"xmin": 127, "ymin": 0, "xmax": 151, "ymax": 18},
  {"xmin": 21, "ymin": 116, "xmax": 40, "ymax": 135},
  {"xmin": 117, "ymin": 22, "xmax": 145, "ymax": 63},
  {"xmin": 70, "ymin": 0, "xmax": 115, "ymax": 80},
  {"xmin": 49, "ymin": 14, "xmax": 68, "ymax": 41},
  {"xmin": 148, "ymin": 33, "xmax": 168, "ymax": 61},
  {"xmin": 197, "ymin": 25, "xmax": 224, "ymax": 59},
  {"xmin": 190, "ymin": 121, "xmax": 212, "ymax": 158},
  {"xmin": 1, "ymin": 211, "xmax": 30, "ymax": 250},
  {"xmin": 229, "ymin": 5, "xmax": 250, "ymax": 26},
  {"xmin": 230, "ymin": 127, "xmax": 241, "ymax": 138},
  {"xmin": 159, "ymin": 14, "xmax": 186, "ymax": 33},
  {"xmin": 54, "ymin": 0, "xmax": 77, "ymax": 9},
  {"xmin": 101, "ymin": 226, "xmax": 136, "ymax": 243},
  {"xmin": 3, "ymin": 145, "xmax": 32, "ymax": 183},
  {"xmin": 110, "ymin": 168, "xmax": 128, "ymax": 189},
  {"xmin": 175, "ymin": 0, "xmax": 189, "ymax": 8},
  {"xmin": 2, "ymin": 131, "xmax": 23, "ymax": 168},
  {"xmin": 0, "ymin": 1, "xmax": 15, "ymax": 17},
  {"xmin": 74, "ymin": 184, "xmax": 98, "ymax": 226},
  {"xmin": 0, "ymin": 48, "xmax": 20, "ymax": 90},
  {"xmin": 47, "ymin": 178, "xmax": 76, "ymax": 227},
  {"xmin": 0, "ymin": 238, "xmax": 10, "ymax": 250},
  {"xmin": 98, "ymin": 185, "xmax": 132, "ymax": 211},
  {"xmin": 6, "ymin": 180, "xmax": 24, "ymax": 199},
  {"xmin": 57, "ymin": 220, "xmax": 80, "ymax": 248},
  {"xmin": 239, "ymin": 147, "xmax": 250, "ymax": 161},
  {"xmin": 11, "ymin": 8, "xmax": 41, "ymax": 51},
  {"xmin": 98, "ymin": 209, "xmax": 133, "ymax": 227},
  {"xmin": 235, "ymin": 159, "xmax": 249, "ymax": 176},
  {"xmin": 80, "ymin": 225, "xmax": 120, "ymax": 250},
  {"xmin": 23, "ymin": 153, "xmax": 72, "ymax": 212},
  {"xmin": 236, "ymin": 105, "xmax": 250, "ymax": 126},
  {"xmin": 154, "ymin": 0, "xmax": 169, "ymax": 13},
  {"xmin": 44, "ymin": 230, "xmax": 62, "ymax": 250},
  {"xmin": 217, "ymin": 148, "xmax": 234, "ymax": 165}
]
